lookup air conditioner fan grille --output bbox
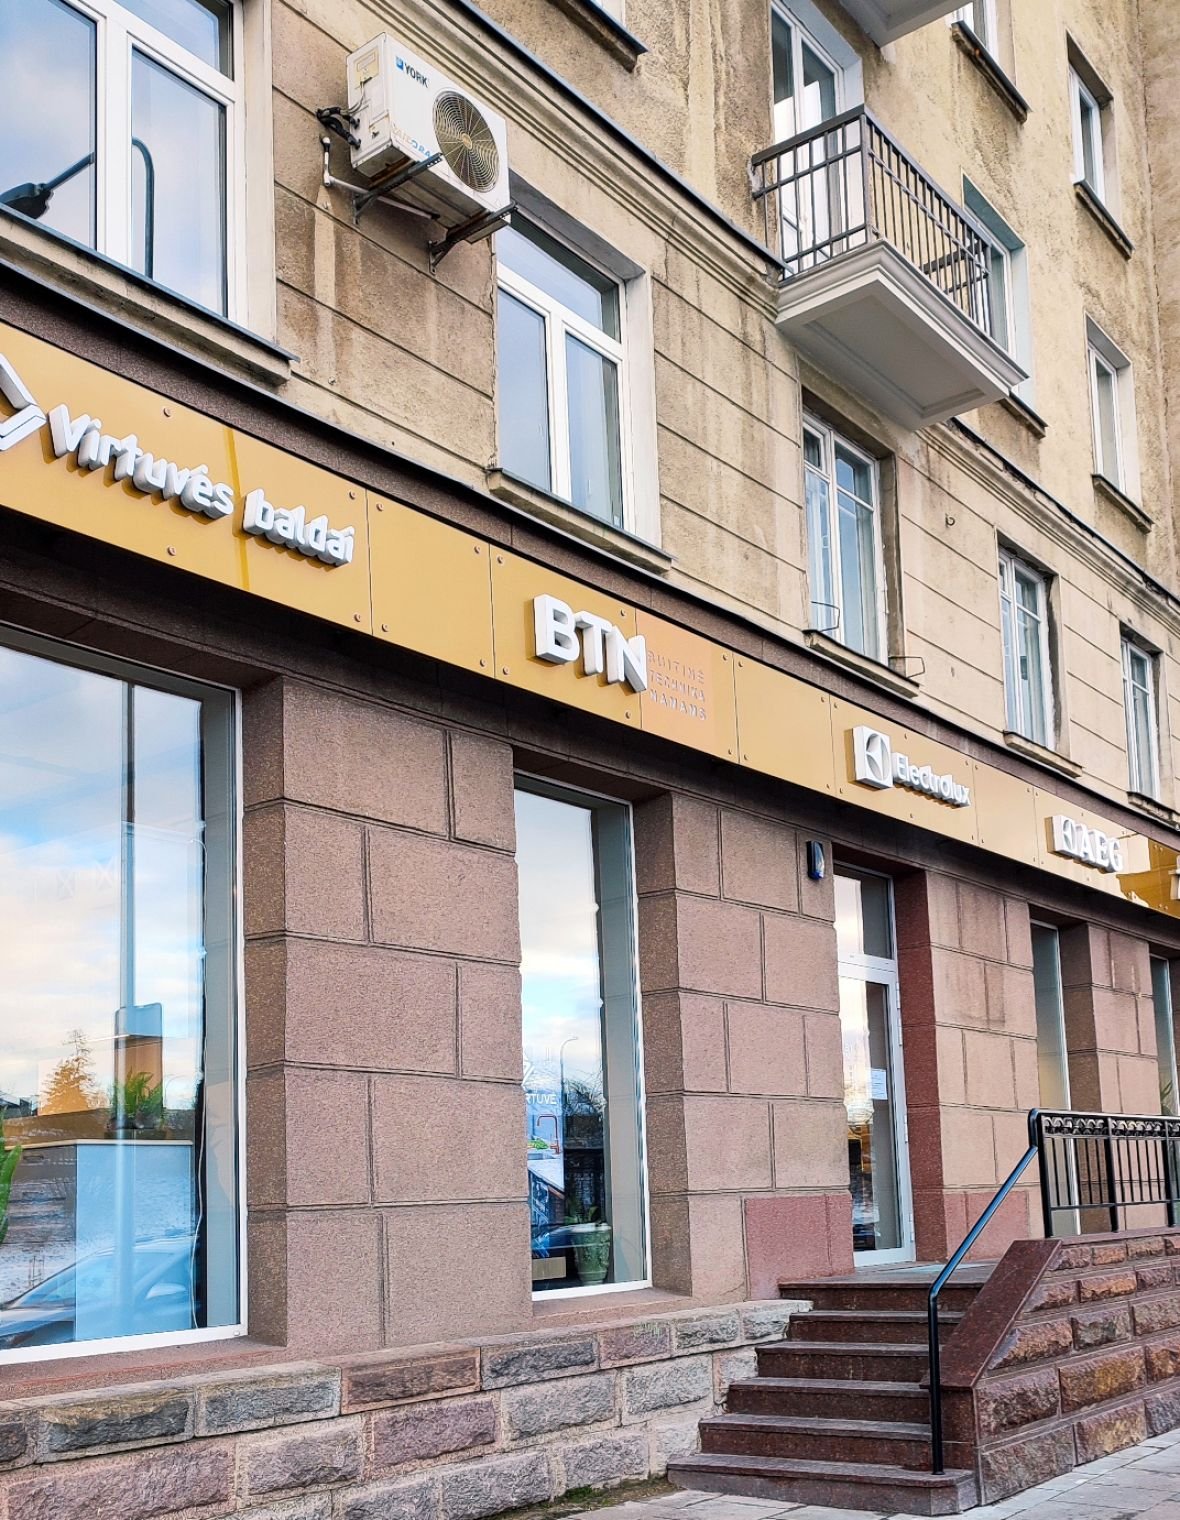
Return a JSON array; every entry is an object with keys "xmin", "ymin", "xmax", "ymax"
[{"xmin": 432, "ymin": 90, "xmax": 500, "ymax": 193}]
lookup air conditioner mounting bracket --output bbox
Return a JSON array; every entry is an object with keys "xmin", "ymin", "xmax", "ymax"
[
  {"xmin": 428, "ymin": 201, "xmax": 516, "ymax": 274},
  {"xmin": 320, "ymin": 135, "xmax": 441, "ymax": 224}
]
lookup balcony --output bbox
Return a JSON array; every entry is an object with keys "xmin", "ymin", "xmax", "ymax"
[
  {"xmin": 752, "ymin": 108, "xmax": 1025, "ymax": 430},
  {"xmin": 834, "ymin": 0, "xmax": 971, "ymax": 45}
]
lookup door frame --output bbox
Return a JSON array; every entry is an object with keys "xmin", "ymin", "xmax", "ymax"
[{"xmin": 837, "ymin": 867, "xmax": 916, "ymax": 1266}]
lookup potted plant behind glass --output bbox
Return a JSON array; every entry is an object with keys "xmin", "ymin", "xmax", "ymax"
[{"xmin": 563, "ymin": 1198, "xmax": 612, "ymax": 1286}]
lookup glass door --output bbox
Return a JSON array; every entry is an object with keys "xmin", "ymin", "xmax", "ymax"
[
  {"xmin": 836, "ymin": 868, "xmax": 914, "ymax": 1263},
  {"xmin": 771, "ymin": 6, "xmax": 844, "ymax": 269},
  {"xmin": 1031, "ymin": 922, "xmax": 1079, "ymax": 1236}
]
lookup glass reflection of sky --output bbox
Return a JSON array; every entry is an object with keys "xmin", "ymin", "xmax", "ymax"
[
  {"xmin": 0, "ymin": 0, "xmax": 96, "ymax": 246},
  {"xmin": 0, "ymin": 647, "xmax": 204, "ymax": 1110},
  {"xmin": 516, "ymin": 791, "xmax": 604, "ymax": 1096}
]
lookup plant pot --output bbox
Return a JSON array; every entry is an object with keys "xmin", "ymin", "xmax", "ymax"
[{"xmin": 571, "ymin": 1224, "xmax": 612, "ymax": 1287}]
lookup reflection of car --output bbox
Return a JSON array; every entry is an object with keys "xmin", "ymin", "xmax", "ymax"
[
  {"xmin": 0, "ymin": 1239, "xmax": 195, "ymax": 1350},
  {"xmin": 531, "ymin": 1223, "xmax": 603, "ymax": 1258}
]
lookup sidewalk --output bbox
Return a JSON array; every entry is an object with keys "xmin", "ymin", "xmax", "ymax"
[{"xmin": 572, "ymin": 1427, "xmax": 1180, "ymax": 1520}]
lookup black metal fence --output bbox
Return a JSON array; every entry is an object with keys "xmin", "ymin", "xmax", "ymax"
[
  {"xmin": 928, "ymin": 1108, "xmax": 1180, "ymax": 1475},
  {"xmin": 751, "ymin": 105, "xmax": 996, "ymax": 336}
]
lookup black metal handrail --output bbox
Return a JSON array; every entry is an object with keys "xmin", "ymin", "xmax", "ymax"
[
  {"xmin": 928, "ymin": 1107, "xmax": 1180, "ymax": 1473},
  {"xmin": 750, "ymin": 105, "xmax": 997, "ymax": 338}
]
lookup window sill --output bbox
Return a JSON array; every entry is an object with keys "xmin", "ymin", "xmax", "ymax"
[
  {"xmin": 1074, "ymin": 182, "xmax": 1134, "ymax": 260},
  {"xmin": 950, "ymin": 22, "xmax": 1030, "ymax": 124},
  {"xmin": 0, "ymin": 207, "xmax": 293, "ymax": 388},
  {"xmin": 545, "ymin": 0, "xmax": 647, "ymax": 68},
  {"xmin": 998, "ymin": 391, "xmax": 1048, "ymax": 439},
  {"xmin": 1003, "ymin": 729, "xmax": 1083, "ymax": 778},
  {"xmin": 1129, "ymin": 790, "xmax": 1177, "ymax": 827},
  {"xmin": 803, "ymin": 629, "xmax": 922, "ymax": 700},
  {"xmin": 1092, "ymin": 472, "xmax": 1152, "ymax": 531},
  {"xmin": 487, "ymin": 468, "xmax": 672, "ymax": 574}
]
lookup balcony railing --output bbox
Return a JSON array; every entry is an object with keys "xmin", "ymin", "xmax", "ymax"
[{"xmin": 752, "ymin": 106, "xmax": 997, "ymax": 340}]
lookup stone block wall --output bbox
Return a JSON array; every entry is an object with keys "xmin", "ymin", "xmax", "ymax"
[
  {"xmin": 634, "ymin": 793, "xmax": 851, "ymax": 1301},
  {"xmin": 0, "ymin": 1302, "xmax": 799, "ymax": 1520},
  {"xmin": 940, "ymin": 1229, "xmax": 1180, "ymax": 1502},
  {"xmin": 1060, "ymin": 925, "xmax": 1162, "ymax": 1116},
  {"xmin": 894, "ymin": 871, "xmax": 1041, "ymax": 1263}
]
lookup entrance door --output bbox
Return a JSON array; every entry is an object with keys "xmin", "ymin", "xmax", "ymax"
[
  {"xmin": 836, "ymin": 868, "xmax": 914, "ymax": 1263},
  {"xmin": 1031, "ymin": 922, "xmax": 1079, "ymax": 1236}
]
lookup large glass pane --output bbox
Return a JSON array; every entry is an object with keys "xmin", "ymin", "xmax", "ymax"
[
  {"xmin": 498, "ymin": 289, "xmax": 552, "ymax": 493},
  {"xmin": 119, "ymin": 0, "xmax": 232, "ymax": 73},
  {"xmin": 1093, "ymin": 359, "xmax": 1120, "ymax": 481},
  {"xmin": 1079, "ymin": 94, "xmax": 1100, "ymax": 192},
  {"xmin": 498, "ymin": 224, "xmax": 619, "ymax": 338},
  {"xmin": 836, "ymin": 491, "xmax": 880, "ymax": 660},
  {"xmin": 800, "ymin": 42, "xmax": 837, "ymax": 128},
  {"xmin": 1032, "ymin": 925, "xmax": 1070, "ymax": 1109},
  {"xmin": 772, "ymin": 11, "xmax": 796, "ymax": 141},
  {"xmin": 804, "ymin": 434, "xmax": 835, "ymax": 631},
  {"xmin": 565, "ymin": 335, "xmax": 624, "ymax": 526},
  {"xmin": 835, "ymin": 871, "xmax": 892, "ymax": 961},
  {"xmin": 131, "ymin": 52, "xmax": 227, "ymax": 313},
  {"xmin": 1015, "ymin": 600, "xmax": 1047, "ymax": 746},
  {"xmin": 517, "ymin": 787, "xmax": 645, "ymax": 1293},
  {"xmin": 1153, "ymin": 960, "xmax": 1178, "ymax": 1116},
  {"xmin": 0, "ymin": 640, "xmax": 237, "ymax": 1355},
  {"xmin": 989, "ymin": 245, "xmax": 1011, "ymax": 353},
  {"xmin": 1127, "ymin": 648, "xmax": 1157, "ymax": 796},
  {"xmin": 0, "ymin": 0, "xmax": 96, "ymax": 246},
  {"xmin": 841, "ymin": 978, "xmax": 903, "ymax": 1253}
]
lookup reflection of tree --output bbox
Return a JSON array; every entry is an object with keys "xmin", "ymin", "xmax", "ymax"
[
  {"xmin": 40, "ymin": 1029, "xmax": 103, "ymax": 1115},
  {"xmin": 561, "ymin": 1074, "xmax": 605, "ymax": 1150}
]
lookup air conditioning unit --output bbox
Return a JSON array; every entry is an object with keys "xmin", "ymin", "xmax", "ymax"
[{"xmin": 346, "ymin": 34, "xmax": 510, "ymax": 233}]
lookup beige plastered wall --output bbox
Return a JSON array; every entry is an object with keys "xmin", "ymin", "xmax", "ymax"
[{"xmin": 271, "ymin": 0, "xmax": 1180, "ymax": 829}]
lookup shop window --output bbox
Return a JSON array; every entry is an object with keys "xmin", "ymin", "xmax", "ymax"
[
  {"xmin": 963, "ymin": 178, "xmax": 1034, "ymax": 403},
  {"xmin": 515, "ymin": 780, "xmax": 647, "ymax": 1296},
  {"xmin": 0, "ymin": 0, "xmax": 243, "ymax": 317},
  {"xmin": 804, "ymin": 415, "xmax": 886, "ymax": 664},
  {"xmin": 0, "ymin": 632, "xmax": 239, "ymax": 1361},
  {"xmin": 1122, "ymin": 633, "xmax": 1161, "ymax": 799},
  {"xmin": 998, "ymin": 547, "xmax": 1054, "ymax": 748},
  {"xmin": 1032, "ymin": 923, "xmax": 1070, "ymax": 1109},
  {"xmin": 496, "ymin": 218, "xmax": 629, "ymax": 529},
  {"xmin": 1152, "ymin": 959, "xmax": 1179, "ymax": 1116},
  {"xmin": 1086, "ymin": 318, "xmax": 1138, "ymax": 500}
]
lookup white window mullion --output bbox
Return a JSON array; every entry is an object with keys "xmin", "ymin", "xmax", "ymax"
[{"xmin": 548, "ymin": 312, "xmax": 572, "ymax": 502}]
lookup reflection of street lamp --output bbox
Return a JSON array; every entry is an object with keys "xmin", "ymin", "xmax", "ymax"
[
  {"xmin": 131, "ymin": 136, "xmax": 156, "ymax": 279},
  {"xmin": 558, "ymin": 1037, "xmax": 579, "ymax": 1151},
  {"xmin": 0, "ymin": 152, "xmax": 95, "ymax": 220}
]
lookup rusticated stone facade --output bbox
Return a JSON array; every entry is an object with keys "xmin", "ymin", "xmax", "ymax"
[
  {"xmin": 0, "ymin": 1301, "xmax": 799, "ymax": 1520},
  {"xmin": 940, "ymin": 1228, "xmax": 1180, "ymax": 1501}
]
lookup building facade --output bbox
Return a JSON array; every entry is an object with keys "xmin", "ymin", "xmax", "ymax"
[{"xmin": 2, "ymin": 0, "xmax": 1180, "ymax": 1512}]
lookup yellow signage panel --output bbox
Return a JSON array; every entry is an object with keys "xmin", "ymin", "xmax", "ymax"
[
  {"xmin": 733, "ymin": 657, "xmax": 835, "ymax": 794},
  {"xmin": 369, "ymin": 496, "xmax": 493, "ymax": 674},
  {"xmin": 489, "ymin": 552, "xmax": 640, "ymax": 728},
  {"xmin": 972, "ymin": 763, "xmax": 1038, "ymax": 865},
  {"xmin": 637, "ymin": 610, "xmax": 738, "ymax": 759}
]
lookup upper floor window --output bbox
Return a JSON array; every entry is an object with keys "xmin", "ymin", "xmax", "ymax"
[
  {"xmin": 804, "ymin": 416, "xmax": 885, "ymax": 663},
  {"xmin": 772, "ymin": 6, "xmax": 843, "ymax": 142},
  {"xmin": 963, "ymin": 179, "xmax": 1033, "ymax": 400},
  {"xmin": 1068, "ymin": 46, "xmax": 1114, "ymax": 209},
  {"xmin": 1122, "ymin": 634, "xmax": 1160, "ymax": 799},
  {"xmin": 998, "ymin": 548, "xmax": 1053, "ymax": 747},
  {"xmin": 497, "ymin": 219, "xmax": 627, "ymax": 529},
  {"xmin": 0, "ymin": 0, "xmax": 241, "ymax": 316},
  {"xmin": 951, "ymin": 1, "xmax": 997, "ymax": 52},
  {"xmin": 1086, "ymin": 318, "xmax": 1137, "ymax": 499}
]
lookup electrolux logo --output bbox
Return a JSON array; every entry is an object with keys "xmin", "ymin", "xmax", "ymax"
[
  {"xmin": 852, "ymin": 725, "xmax": 972, "ymax": 808},
  {"xmin": 396, "ymin": 56, "xmax": 428, "ymax": 86},
  {"xmin": 0, "ymin": 352, "xmax": 356, "ymax": 566}
]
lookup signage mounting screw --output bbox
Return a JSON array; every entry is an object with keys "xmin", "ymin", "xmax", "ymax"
[
  {"xmin": 166, "ymin": 546, "xmax": 176, "ymax": 556},
  {"xmin": 501, "ymin": 666, "xmax": 509, "ymax": 675},
  {"xmin": 349, "ymin": 490, "xmax": 357, "ymax": 500},
  {"xmin": 353, "ymin": 613, "xmax": 363, "ymax": 623},
  {"xmin": 375, "ymin": 501, "xmax": 384, "ymax": 511},
  {"xmin": 479, "ymin": 659, "xmax": 487, "ymax": 668},
  {"xmin": 381, "ymin": 622, "xmax": 389, "ymax": 633},
  {"xmin": 162, "ymin": 407, "xmax": 171, "ymax": 418},
  {"xmin": 625, "ymin": 710, "xmax": 632, "ymax": 719}
]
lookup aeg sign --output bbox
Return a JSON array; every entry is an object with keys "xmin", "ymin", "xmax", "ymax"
[
  {"xmin": 852, "ymin": 725, "xmax": 972, "ymax": 809},
  {"xmin": 1050, "ymin": 815, "xmax": 1125, "ymax": 874}
]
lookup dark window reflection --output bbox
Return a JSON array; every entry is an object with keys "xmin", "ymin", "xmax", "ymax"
[
  {"xmin": 0, "ymin": 0, "xmax": 96, "ymax": 246},
  {"xmin": 0, "ymin": 641, "xmax": 237, "ymax": 1355}
]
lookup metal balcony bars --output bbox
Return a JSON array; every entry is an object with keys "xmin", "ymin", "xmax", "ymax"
[{"xmin": 751, "ymin": 106, "xmax": 997, "ymax": 338}]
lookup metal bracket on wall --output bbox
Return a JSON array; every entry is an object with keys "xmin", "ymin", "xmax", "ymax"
[
  {"xmin": 428, "ymin": 202, "xmax": 516, "ymax": 274},
  {"xmin": 319, "ymin": 135, "xmax": 441, "ymax": 225}
]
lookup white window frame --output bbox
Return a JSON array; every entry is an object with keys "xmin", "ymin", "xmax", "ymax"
[
  {"xmin": 1122, "ymin": 634, "xmax": 1161, "ymax": 799},
  {"xmin": 803, "ymin": 414, "xmax": 887, "ymax": 663},
  {"xmin": 496, "ymin": 225, "xmax": 634, "ymax": 533},
  {"xmin": 0, "ymin": 623, "xmax": 246, "ymax": 1366},
  {"xmin": 998, "ymin": 547, "xmax": 1054, "ymax": 748},
  {"xmin": 963, "ymin": 178, "xmax": 1033, "ymax": 402},
  {"xmin": 771, "ymin": 0, "xmax": 862, "ymax": 140},
  {"xmin": 26, "ymin": 0, "xmax": 246, "ymax": 320},
  {"xmin": 1086, "ymin": 317, "xmax": 1138, "ymax": 499},
  {"xmin": 1070, "ymin": 65, "xmax": 1106, "ymax": 203},
  {"xmin": 950, "ymin": 0, "xmax": 997, "ymax": 51}
]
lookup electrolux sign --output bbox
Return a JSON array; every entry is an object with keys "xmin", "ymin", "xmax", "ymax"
[
  {"xmin": 0, "ymin": 353, "xmax": 356, "ymax": 566},
  {"xmin": 852, "ymin": 724, "xmax": 972, "ymax": 808}
]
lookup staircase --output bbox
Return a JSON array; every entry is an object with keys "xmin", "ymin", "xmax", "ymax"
[{"xmin": 667, "ymin": 1268, "xmax": 992, "ymax": 1517}]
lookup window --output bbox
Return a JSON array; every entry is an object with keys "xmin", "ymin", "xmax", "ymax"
[
  {"xmin": 772, "ymin": 6, "xmax": 843, "ymax": 142},
  {"xmin": 516, "ymin": 780, "xmax": 647, "ymax": 1296},
  {"xmin": 1152, "ymin": 959, "xmax": 1179, "ymax": 1117},
  {"xmin": 950, "ymin": 0, "xmax": 997, "ymax": 51},
  {"xmin": 0, "ymin": 632, "xmax": 239, "ymax": 1361},
  {"xmin": 0, "ymin": 0, "xmax": 242, "ymax": 316},
  {"xmin": 1122, "ymin": 635, "xmax": 1160, "ymax": 799},
  {"xmin": 963, "ymin": 180, "xmax": 1032, "ymax": 399},
  {"xmin": 1086, "ymin": 320, "xmax": 1136, "ymax": 496},
  {"xmin": 803, "ymin": 417, "xmax": 885, "ymax": 663},
  {"xmin": 1069, "ymin": 55, "xmax": 1112, "ymax": 206},
  {"xmin": 496, "ymin": 219, "xmax": 628, "ymax": 528},
  {"xmin": 999, "ymin": 548, "xmax": 1053, "ymax": 747}
]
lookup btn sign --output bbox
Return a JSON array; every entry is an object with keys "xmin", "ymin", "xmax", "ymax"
[{"xmin": 533, "ymin": 594, "xmax": 648, "ymax": 692}]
